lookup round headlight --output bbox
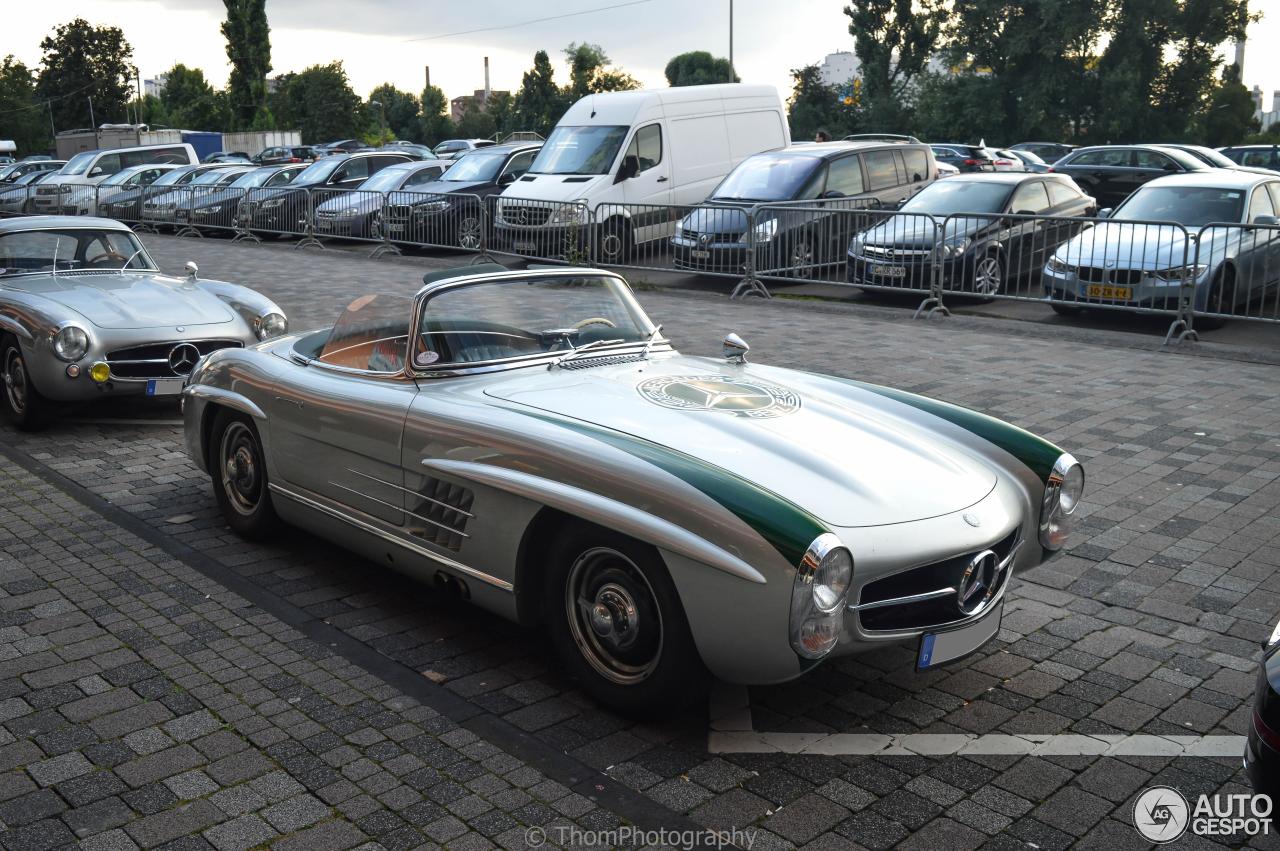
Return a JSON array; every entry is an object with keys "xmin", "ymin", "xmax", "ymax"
[
  {"xmin": 812, "ymin": 548, "xmax": 853, "ymax": 614},
  {"xmin": 255, "ymin": 313, "xmax": 287, "ymax": 340},
  {"xmin": 1040, "ymin": 454, "xmax": 1084, "ymax": 551},
  {"xmin": 1059, "ymin": 462, "xmax": 1084, "ymax": 515},
  {"xmin": 53, "ymin": 325, "xmax": 89, "ymax": 361},
  {"xmin": 790, "ymin": 534, "xmax": 854, "ymax": 660}
]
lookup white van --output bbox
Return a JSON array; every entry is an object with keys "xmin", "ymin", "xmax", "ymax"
[
  {"xmin": 33, "ymin": 142, "xmax": 198, "ymax": 215},
  {"xmin": 495, "ymin": 84, "xmax": 789, "ymax": 261}
]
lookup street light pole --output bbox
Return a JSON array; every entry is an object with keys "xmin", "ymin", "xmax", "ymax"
[{"xmin": 729, "ymin": 0, "xmax": 734, "ymax": 82}]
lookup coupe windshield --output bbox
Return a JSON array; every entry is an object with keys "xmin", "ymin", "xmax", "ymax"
[
  {"xmin": 0, "ymin": 228, "xmax": 154, "ymax": 276},
  {"xmin": 902, "ymin": 180, "xmax": 1013, "ymax": 215},
  {"xmin": 712, "ymin": 154, "xmax": 821, "ymax": 201},
  {"xmin": 443, "ymin": 151, "xmax": 505, "ymax": 182},
  {"xmin": 1114, "ymin": 186, "xmax": 1244, "ymax": 228},
  {"xmin": 60, "ymin": 152, "xmax": 96, "ymax": 176},
  {"xmin": 529, "ymin": 126, "xmax": 628, "ymax": 176}
]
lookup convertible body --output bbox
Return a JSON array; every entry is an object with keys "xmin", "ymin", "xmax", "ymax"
[{"xmin": 183, "ymin": 264, "xmax": 1083, "ymax": 710}]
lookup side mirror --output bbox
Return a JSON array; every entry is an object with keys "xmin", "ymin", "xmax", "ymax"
[
  {"xmin": 185, "ymin": 261, "xmax": 198, "ymax": 281},
  {"xmin": 820, "ymin": 189, "xmax": 845, "ymax": 199},
  {"xmin": 1097, "ymin": 208, "xmax": 1111, "ymax": 220},
  {"xmin": 1255, "ymin": 215, "xmax": 1280, "ymax": 227},
  {"xmin": 497, "ymin": 172, "xmax": 516, "ymax": 186},
  {"xmin": 723, "ymin": 332, "xmax": 749, "ymax": 364},
  {"xmin": 615, "ymin": 155, "xmax": 639, "ymax": 184},
  {"xmin": 89, "ymin": 167, "xmax": 103, "ymax": 177}
]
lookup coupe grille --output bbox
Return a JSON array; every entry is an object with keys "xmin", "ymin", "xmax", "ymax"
[{"xmin": 106, "ymin": 339, "xmax": 241, "ymax": 379}]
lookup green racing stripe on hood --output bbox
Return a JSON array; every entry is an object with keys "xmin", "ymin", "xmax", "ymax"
[
  {"xmin": 848, "ymin": 380, "xmax": 1063, "ymax": 482},
  {"xmin": 514, "ymin": 409, "xmax": 826, "ymax": 567}
]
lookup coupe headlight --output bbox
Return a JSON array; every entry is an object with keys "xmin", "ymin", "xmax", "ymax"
[
  {"xmin": 341, "ymin": 207, "xmax": 359, "ymax": 216},
  {"xmin": 933, "ymin": 237, "xmax": 971, "ymax": 259},
  {"xmin": 204, "ymin": 205, "xmax": 221, "ymax": 213},
  {"xmin": 1039, "ymin": 453, "xmax": 1084, "ymax": 551},
  {"xmin": 58, "ymin": 185, "xmax": 73, "ymax": 194},
  {"xmin": 415, "ymin": 200, "xmax": 450, "ymax": 214},
  {"xmin": 1153, "ymin": 264, "xmax": 1207, "ymax": 282},
  {"xmin": 1045, "ymin": 255, "xmax": 1073, "ymax": 274},
  {"xmin": 741, "ymin": 218, "xmax": 779, "ymax": 244},
  {"xmin": 52, "ymin": 325, "xmax": 89, "ymax": 362},
  {"xmin": 254, "ymin": 312, "xmax": 288, "ymax": 340},
  {"xmin": 262, "ymin": 198, "xmax": 284, "ymax": 209},
  {"xmin": 790, "ymin": 534, "xmax": 854, "ymax": 660},
  {"xmin": 674, "ymin": 220, "xmax": 684, "ymax": 237}
]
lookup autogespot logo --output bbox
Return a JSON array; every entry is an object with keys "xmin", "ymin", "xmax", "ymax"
[{"xmin": 1134, "ymin": 786, "xmax": 1190, "ymax": 843}]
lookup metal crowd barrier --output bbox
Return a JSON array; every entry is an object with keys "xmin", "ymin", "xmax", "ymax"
[
  {"xmin": 0, "ymin": 184, "xmax": 37, "ymax": 218},
  {"xmin": 489, "ymin": 195, "xmax": 592, "ymax": 263},
  {"xmin": 1189, "ymin": 221, "xmax": 1280, "ymax": 330},
  {"xmin": 381, "ymin": 190, "xmax": 489, "ymax": 256},
  {"xmin": 235, "ymin": 186, "xmax": 313, "ymax": 244}
]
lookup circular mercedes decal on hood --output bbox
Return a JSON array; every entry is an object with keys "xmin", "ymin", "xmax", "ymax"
[{"xmin": 637, "ymin": 375, "xmax": 801, "ymax": 418}]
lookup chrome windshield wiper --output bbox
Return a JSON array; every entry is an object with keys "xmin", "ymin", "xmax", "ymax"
[{"xmin": 549, "ymin": 337, "xmax": 625, "ymax": 369}]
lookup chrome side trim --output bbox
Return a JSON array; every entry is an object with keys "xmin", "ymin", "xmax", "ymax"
[
  {"xmin": 268, "ymin": 482, "xmax": 508, "ymax": 591},
  {"xmin": 181, "ymin": 384, "xmax": 266, "ymax": 420},
  {"xmin": 422, "ymin": 458, "xmax": 767, "ymax": 585},
  {"xmin": 346, "ymin": 468, "xmax": 475, "ymax": 518},
  {"xmin": 327, "ymin": 481, "xmax": 471, "ymax": 539}
]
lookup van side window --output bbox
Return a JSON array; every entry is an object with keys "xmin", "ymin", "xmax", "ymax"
[
  {"xmin": 92, "ymin": 154, "xmax": 121, "ymax": 177},
  {"xmin": 624, "ymin": 124, "xmax": 662, "ymax": 173},
  {"xmin": 825, "ymin": 156, "xmax": 864, "ymax": 196},
  {"xmin": 902, "ymin": 149, "xmax": 929, "ymax": 183},
  {"xmin": 864, "ymin": 150, "xmax": 899, "ymax": 191},
  {"xmin": 504, "ymin": 150, "xmax": 537, "ymax": 179}
]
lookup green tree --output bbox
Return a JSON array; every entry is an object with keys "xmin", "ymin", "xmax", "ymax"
[
  {"xmin": 0, "ymin": 57, "xmax": 50, "ymax": 156},
  {"xmin": 843, "ymin": 0, "xmax": 946, "ymax": 132},
  {"xmin": 368, "ymin": 84, "xmax": 420, "ymax": 141},
  {"xmin": 418, "ymin": 84, "xmax": 454, "ymax": 145},
  {"xmin": 272, "ymin": 62, "xmax": 361, "ymax": 144},
  {"xmin": 513, "ymin": 50, "xmax": 564, "ymax": 136},
  {"xmin": 35, "ymin": 18, "xmax": 134, "ymax": 131},
  {"xmin": 1198, "ymin": 63, "xmax": 1260, "ymax": 146},
  {"xmin": 485, "ymin": 91, "xmax": 515, "ymax": 139},
  {"xmin": 787, "ymin": 65, "xmax": 854, "ymax": 141},
  {"xmin": 664, "ymin": 51, "xmax": 738, "ymax": 86},
  {"xmin": 913, "ymin": 72, "xmax": 1006, "ymax": 142},
  {"xmin": 456, "ymin": 102, "xmax": 496, "ymax": 139},
  {"xmin": 159, "ymin": 64, "xmax": 227, "ymax": 130},
  {"xmin": 562, "ymin": 42, "xmax": 639, "ymax": 99},
  {"xmin": 222, "ymin": 0, "xmax": 272, "ymax": 129}
]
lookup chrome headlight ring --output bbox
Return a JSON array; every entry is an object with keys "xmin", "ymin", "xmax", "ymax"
[
  {"xmin": 789, "ymin": 533, "xmax": 854, "ymax": 660},
  {"xmin": 254, "ymin": 312, "xmax": 288, "ymax": 341},
  {"xmin": 1039, "ymin": 453, "xmax": 1084, "ymax": 551},
  {"xmin": 51, "ymin": 323, "xmax": 90, "ymax": 362}
]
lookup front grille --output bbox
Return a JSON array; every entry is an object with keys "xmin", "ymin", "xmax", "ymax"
[
  {"xmin": 409, "ymin": 478, "xmax": 474, "ymax": 552},
  {"xmin": 37, "ymin": 186, "xmax": 59, "ymax": 196},
  {"xmin": 315, "ymin": 210, "xmax": 337, "ymax": 219},
  {"xmin": 500, "ymin": 204, "xmax": 551, "ymax": 226},
  {"xmin": 1077, "ymin": 267, "xmax": 1142, "ymax": 286},
  {"xmin": 857, "ymin": 527, "xmax": 1020, "ymax": 632},
  {"xmin": 861, "ymin": 244, "xmax": 932, "ymax": 260},
  {"xmin": 106, "ymin": 339, "xmax": 241, "ymax": 379}
]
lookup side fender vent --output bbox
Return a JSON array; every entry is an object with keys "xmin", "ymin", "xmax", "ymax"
[{"xmin": 409, "ymin": 477, "xmax": 474, "ymax": 552}]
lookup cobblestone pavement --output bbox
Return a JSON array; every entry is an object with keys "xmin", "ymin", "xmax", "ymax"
[{"xmin": 2, "ymin": 232, "xmax": 1279, "ymax": 849}]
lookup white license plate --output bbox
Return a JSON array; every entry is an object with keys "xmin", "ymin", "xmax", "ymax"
[
  {"xmin": 871, "ymin": 264, "xmax": 906, "ymax": 278},
  {"xmin": 388, "ymin": 223, "xmax": 404, "ymax": 233},
  {"xmin": 514, "ymin": 241, "xmax": 536, "ymax": 251},
  {"xmin": 145, "ymin": 379, "xmax": 184, "ymax": 397},
  {"xmin": 691, "ymin": 249, "xmax": 711, "ymax": 259},
  {"xmin": 917, "ymin": 601, "xmax": 1002, "ymax": 669}
]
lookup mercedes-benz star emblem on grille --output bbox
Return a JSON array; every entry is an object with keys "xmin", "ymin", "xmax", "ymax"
[
  {"xmin": 956, "ymin": 549, "xmax": 999, "ymax": 615},
  {"xmin": 167, "ymin": 343, "xmax": 200, "ymax": 375},
  {"xmin": 511, "ymin": 207, "xmax": 528, "ymax": 225}
]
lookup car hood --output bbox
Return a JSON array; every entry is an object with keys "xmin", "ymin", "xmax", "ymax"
[
  {"xmin": 859, "ymin": 214, "xmax": 995, "ymax": 249},
  {"xmin": 3, "ymin": 272, "xmax": 236, "ymax": 329},
  {"xmin": 680, "ymin": 204, "xmax": 751, "ymax": 236},
  {"xmin": 315, "ymin": 192, "xmax": 382, "ymax": 215},
  {"xmin": 409, "ymin": 179, "xmax": 492, "ymax": 196},
  {"xmin": 480, "ymin": 356, "xmax": 997, "ymax": 528},
  {"xmin": 500, "ymin": 173, "xmax": 607, "ymax": 203},
  {"xmin": 1050, "ymin": 221, "xmax": 1197, "ymax": 269}
]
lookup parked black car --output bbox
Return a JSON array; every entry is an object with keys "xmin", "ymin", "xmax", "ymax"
[
  {"xmin": 1010, "ymin": 142, "xmax": 1077, "ymax": 162},
  {"xmin": 312, "ymin": 160, "xmax": 451, "ymax": 239},
  {"xmin": 847, "ymin": 172, "xmax": 1096, "ymax": 296},
  {"xmin": 1048, "ymin": 144, "xmax": 1211, "ymax": 208},
  {"xmin": 672, "ymin": 140, "xmax": 936, "ymax": 277},
  {"xmin": 183, "ymin": 165, "xmax": 306, "ymax": 231},
  {"xmin": 253, "ymin": 146, "xmax": 320, "ymax": 165},
  {"xmin": 383, "ymin": 143, "xmax": 541, "ymax": 248},
  {"xmin": 432, "ymin": 139, "xmax": 496, "ymax": 159},
  {"xmin": 1246, "ymin": 624, "xmax": 1280, "ymax": 804},
  {"xmin": 1219, "ymin": 144, "xmax": 1280, "ymax": 173},
  {"xmin": 930, "ymin": 144, "xmax": 1000, "ymax": 173},
  {"xmin": 242, "ymin": 151, "xmax": 413, "ymax": 235},
  {"xmin": 105, "ymin": 164, "xmax": 227, "ymax": 222},
  {"xmin": 380, "ymin": 143, "xmax": 440, "ymax": 161},
  {"xmin": 316, "ymin": 139, "xmax": 365, "ymax": 155},
  {"xmin": 203, "ymin": 151, "xmax": 251, "ymax": 163}
]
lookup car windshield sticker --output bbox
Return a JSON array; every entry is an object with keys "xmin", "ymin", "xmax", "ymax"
[
  {"xmin": 637, "ymin": 375, "xmax": 801, "ymax": 419},
  {"xmin": 415, "ymin": 350, "xmax": 440, "ymax": 366}
]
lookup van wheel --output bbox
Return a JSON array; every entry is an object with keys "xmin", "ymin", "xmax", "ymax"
[
  {"xmin": 544, "ymin": 522, "xmax": 705, "ymax": 717},
  {"xmin": 595, "ymin": 218, "xmax": 631, "ymax": 264},
  {"xmin": 1, "ymin": 334, "xmax": 50, "ymax": 431}
]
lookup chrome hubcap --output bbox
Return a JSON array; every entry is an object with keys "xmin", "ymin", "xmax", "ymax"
[
  {"xmin": 3, "ymin": 349, "xmax": 26, "ymax": 415},
  {"xmin": 566, "ymin": 547, "xmax": 662, "ymax": 685},
  {"xmin": 974, "ymin": 257, "xmax": 1002, "ymax": 295},
  {"xmin": 599, "ymin": 231, "xmax": 623, "ymax": 260},
  {"xmin": 219, "ymin": 422, "xmax": 262, "ymax": 516},
  {"xmin": 791, "ymin": 242, "xmax": 813, "ymax": 278}
]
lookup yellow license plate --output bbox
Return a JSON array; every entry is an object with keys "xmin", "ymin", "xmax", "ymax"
[{"xmin": 1086, "ymin": 284, "xmax": 1131, "ymax": 300}]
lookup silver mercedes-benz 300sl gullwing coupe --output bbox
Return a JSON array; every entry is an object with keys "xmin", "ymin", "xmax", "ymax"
[
  {"xmin": 183, "ymin": 263, "xmax": 1083, "ymax": 714},
  {"xmin": 0, "ymin": 217, "xmax": 288, "ymax": 429}
]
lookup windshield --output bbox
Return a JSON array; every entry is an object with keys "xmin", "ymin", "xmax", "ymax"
[
  {"xmin": 1114, "ymin": 186, "xmax": 1245, "ymax": 228},
  {"xmin": 444, "ymin": 151, "xmax": 505, "ymax": 182},
  {"xmin": 292, "ymin": 157, "xmax": 343, "ymax": 185},
  {"xmin": 61, "ymin": 151, "xmax": 96, "ymax": 176},
  {"xmin": 529, "ymin": 126, "xmax": 628, "ymax": 176},
  {"xmin": 100, "ymin": 169, "xmax": 143, "ymax": 187},
  {"xmin": 712, "ymin": 154, "xmax": 822, "ymax": 201},
  {"xmin": 192, "ymin": 169, "xmax": 235, "ymax": 185},
  {"xmin": 415, "ymin": 274, "xmax": 653, "ymax": 368},
  {"xmin": 153, "ymin": 168, "xmax": 193, "ymax": 186},
  {"xmin": 318, "ymin": 294, "xmax": 415, "ymax": 373},
  {"xmin": 15, "ymin": 171, "xmax": 47, "ymax": 185},
  {"xmin": 359, "ymin": 167, "xmax": 413, "ymax": 192},
  {"xmin": 902, "ymin": 180, "xmax": 1013, "ymax": 215},
  {"xmin": 0, "ymin": 228, "xmax": 154, "ymax": 276},
  {"xmin": 231, "ymin": 168, "xmax": 277, "ymax": 188},
  {"xmin": 1180, "ymin": 146, "xmax": 1236, "ymax": 168}
]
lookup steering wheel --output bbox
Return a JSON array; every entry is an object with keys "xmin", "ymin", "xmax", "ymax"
[
  {"xmin": 87, "ymin": 249, "xmax": 128, "ymax": 268},
  {"xmin": 572, "ymin": 317, "xmax": 617, "ymax": 330}
]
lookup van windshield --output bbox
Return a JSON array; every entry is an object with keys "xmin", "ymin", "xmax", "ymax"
[
  {"xmin": 529, "ymin": 126, "xmax": 628, "ymax": 176},
  {"xmin": 61, "ymin": 152, "xmax": 97, "ymax": 176}
]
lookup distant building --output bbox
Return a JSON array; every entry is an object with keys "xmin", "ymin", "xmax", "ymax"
[
  {"xmin": 450, "ymin": 89, "xmax": 509, "ymax": 122},
  {"xmin": 1251, "ymin": 86, "xmax": 1280, "ymax": 132},
  {"xmin": 818, "ymin": 51, "xmax": 860, "ymax": 87},
  {"xmin": 143, "ymin": 74, "xmax": 168, "ymax": 98}
]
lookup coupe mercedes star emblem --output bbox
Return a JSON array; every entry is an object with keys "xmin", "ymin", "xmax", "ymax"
[
  {"xmin": 956, "ymin": 549, "xmax": 1000, "ymax": 615},
  {"xmin": 167, "ymin": 343, "xmax": 200, "ymax": 375},
  {"xmin": 637, "ymin": 376, "xmax": 801, "ymax": 418}
]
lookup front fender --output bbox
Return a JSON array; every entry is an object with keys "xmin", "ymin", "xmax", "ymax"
[{"xmin": 198, "ymin": 279, "xmax": 286, "ymax": 332}]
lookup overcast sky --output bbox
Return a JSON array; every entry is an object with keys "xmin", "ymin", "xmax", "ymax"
[{"xmin": 4, "ymin": 0, "xmax": 1279, "ymax": 117}]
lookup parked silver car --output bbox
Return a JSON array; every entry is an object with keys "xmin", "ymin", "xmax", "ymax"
[
  {"xmin": 182, "ymin": 263, "xmax": 1084, "ymax": 714},
  {"xmin": 1042, "ymin": 171, "xmax": 1280, "ymax": 317},
  {"xmin": 0, "ymin": 217, "xmax": 287, "ymax": 429}
]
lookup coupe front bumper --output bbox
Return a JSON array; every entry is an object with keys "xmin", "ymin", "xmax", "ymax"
[{"xmin": 1042, "ymin": 265, "xmax": 1202, "ymax": 310}]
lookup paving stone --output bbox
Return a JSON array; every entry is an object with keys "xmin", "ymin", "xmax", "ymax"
[{"xmin": 201, "ymin": 813, "xmax": 277, "ymax": 851}]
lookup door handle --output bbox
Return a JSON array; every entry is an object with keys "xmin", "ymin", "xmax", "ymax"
[
  {"xmin": 274, "ymin": 396, "xmax": 304, "ymax": 408},
  {"xmin": 656, "ymin": 176, "xmax": 668, "ymax": 183}
]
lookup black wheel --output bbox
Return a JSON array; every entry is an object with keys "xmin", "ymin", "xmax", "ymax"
[
  {"xmin": 208, "ymin": 409, "xmax": 279, "ymax": 539},
  {"xmin": 1050, "ymin": 303, "xmax": 1082, "ymax": 316},
  {"xmin": 786, "ymin": 238, "xmax": 815, "ymax": 279},
  {"xmin": 0, "ymin": 334, "xmax": 49, "ymax": 431},
  {"xmin": 456, "ymin": 206, "xmax": 483, "ymax": 251},
  {"xmin": 544, "ymin": 523, "xmax": 705, "ymax": 716},
  {"xmin": 595, "ymin": 218, "xmax": 631, "ymax": 264},
  {"xmin": 1197, "ymin": 266, "xmax": 1235, "ymax": 330},
  {"xmin": 971, "ymin": 251, "xmax": 1005, "ymax": 297}
]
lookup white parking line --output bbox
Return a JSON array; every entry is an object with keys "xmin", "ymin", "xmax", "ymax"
[{"xmin": 706, "ymin": 684, "xmax": 1244, "ymax": 757}]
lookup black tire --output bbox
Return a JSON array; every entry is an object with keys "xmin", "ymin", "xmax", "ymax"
[
  {"xmin": 455, "ymin": 205, "xmax": 484, "ymax": 251},
  {"xmin": 970, "ymin": 251, "xmax": 1005, "ymax": 298},
  {"xmin": 595, "ymin": 218, "xmax": 631, "ymax": 265},
  {"xmin": 544, "ymin": 522, "xmax": 706, "ymax": 716},
  {"xmin": 1197, "ymin": 266, "xmax": 1235, "ymax": 331},
  {"xmin": 208, "ymin": 408, "xmax": 280, "ymax": 540},
  {"xmin": 785, "ymin": 237, "xmax": 815, "ymax": 279},
  {"xmin": 1050, "ymin": 303, "xmax": 1082, "ymax": 316},
  {"xmin": 1, "ymin": 334, "xmax": 49, "ymax": 431}
]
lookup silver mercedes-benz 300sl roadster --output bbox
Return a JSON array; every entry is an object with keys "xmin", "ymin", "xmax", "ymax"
[
  {"xmin": 183, "ymin": 263, "xmax": 1083, "ymax": 714},
  {"xmin": 0, "ymin": 216, "xmax": 287, "ymax": 429}
]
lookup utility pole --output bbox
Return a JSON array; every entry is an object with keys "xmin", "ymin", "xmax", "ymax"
[
  {"xmin": 728, "ymin": 0, "xmax": 734, "ymax": 83},
  {"xmin": 88, "ymin": 96, "xmax": 98, "ymax": 147},
  {"xmin": 47, "ymin": 102, "xmax": 56, "ymax": 150}
]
